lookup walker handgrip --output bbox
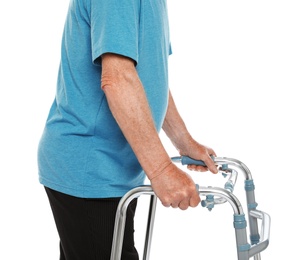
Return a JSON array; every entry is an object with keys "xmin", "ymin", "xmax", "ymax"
[{"xmin": 181, "ymin": 156, "xmax": 207, "ymax": 166}]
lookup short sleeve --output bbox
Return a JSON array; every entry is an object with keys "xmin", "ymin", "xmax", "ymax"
[{"xmin": 90, "ymin": 0, "xmax": 140, "ymax": 65}]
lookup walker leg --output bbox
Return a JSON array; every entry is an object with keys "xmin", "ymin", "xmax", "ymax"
[
  {"xmin": 143, "ymin": 195, "xmax": 157, "ymax": 260},
  {"xmin": 234, "ymin": 214, "xmax": 250, "ymax": 260},
  {"xmin": 110, "ymin": 186, "xmax": 155, "ymax": 260}
]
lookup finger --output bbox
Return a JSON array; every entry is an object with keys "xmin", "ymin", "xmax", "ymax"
[
  {"xmin": 204, "ymin": 155, "xmax": 218, "ymax": 174},
  {"xmin": 189, "ymin": 193, "xmax": 200, "ymax": 208},
  {"xmin": 190, "ymin": 165, "xmax": 209, "ymax": 172},
  {"xmin": 161, "ymin": 198, "xmax": 171, "ymax": 208},
  {"xmin": 178, "ymin": 199, "xmax": 190, "ymax": 210},
  {"xmin": 162, "ymin": 202, "xmax": 170, "ymax": 208},
  {"xmin": 171, "ymin": 203, "xmax": 179, "ymax": 208},
  {"xmin": 187, "ymin": 165, "xmax": 208, "ymax": 172}
]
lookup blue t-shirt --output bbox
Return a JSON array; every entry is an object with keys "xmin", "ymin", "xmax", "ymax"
[{"xmin": 38, "ymin": 0, "xmax": 171, "ymax": 198}]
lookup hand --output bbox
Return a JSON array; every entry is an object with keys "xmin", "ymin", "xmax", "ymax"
[
  {"xmin": 150, "ymin": 162, "xmax": 200, "ymax": 210},
  {"xmin": 179, "ymin": 139, "xmax": 218, "ymax": 174}
]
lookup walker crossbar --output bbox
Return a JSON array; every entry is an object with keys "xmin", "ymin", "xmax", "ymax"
[{"xmin": 110, "ymin": 157, "xmax": 271, "ymax": 260}]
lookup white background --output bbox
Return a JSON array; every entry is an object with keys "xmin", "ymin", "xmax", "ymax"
[{"xmin": 1, "ymin": 0, "xmax": 303, "ymax": 259}]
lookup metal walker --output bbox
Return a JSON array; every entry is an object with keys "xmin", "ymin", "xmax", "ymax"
[{"xmin": 110, "ymin": 157, "xmax": 271, "ymax": 260}]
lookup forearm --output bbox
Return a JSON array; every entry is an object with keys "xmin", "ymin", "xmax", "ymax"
[
  {"xmin": 162, "ymin": 90, "xmax": 193, "ymax": 153},
  {"xmin": 163, "ymin": 91, "xmax": 218, "ymax": 173},
  {"xmin": 101, "ymin": 54, "xmax": 172, "ymax": 179}
]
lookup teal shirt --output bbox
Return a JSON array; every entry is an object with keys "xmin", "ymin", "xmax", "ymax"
[{"xmin": 38, "ymin": 0, "xmax": 171, "ymax": 198}]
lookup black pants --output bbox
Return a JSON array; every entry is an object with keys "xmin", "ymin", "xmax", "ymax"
[{"xmin": 45, "ymin": 187, "xmax": 139, "ymax": 260}]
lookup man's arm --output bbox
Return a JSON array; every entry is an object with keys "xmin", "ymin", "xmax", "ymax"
[
  {"xmin": 162, "ymin": 90, "xmax": 218, "ymax": 174},
  {"xmin": 101, "ymin": 53, "xmax": 200, "ymax": 210}
]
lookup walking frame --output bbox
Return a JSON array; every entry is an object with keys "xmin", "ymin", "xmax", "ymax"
[{"xmin": 110, "ymin": 157, "xmax": 271, "ymax": 260}]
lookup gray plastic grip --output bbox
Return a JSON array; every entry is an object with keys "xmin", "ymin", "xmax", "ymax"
[{"xmin": 181, "ymin": 156, "xmax": 207, "ymax": 166}]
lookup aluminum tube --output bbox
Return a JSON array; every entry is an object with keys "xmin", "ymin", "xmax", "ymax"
[
  {"xmin": 249, "ymin": 210, "xmax": 271, "ymax": 258},
  {"xmin": 111, "ymin": 185, "xmax": 245, "ymax": 260},
  {"xmin": 143, "ymin": 195, "xmax": 157, "ymax": 260},
  {"xmin": 214, "ymin": 157, "xmax": 253, "ymax": 180},
  {"xmin": 197, "ymin": 186, "xmax": 244, "ymax": 215},
  {"xmin": 110, "ymin": 186, "xmax": 154, "ymax": 260}
]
